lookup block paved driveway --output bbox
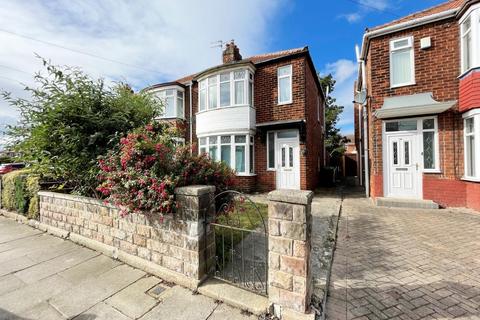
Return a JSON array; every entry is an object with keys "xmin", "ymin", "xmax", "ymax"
[
  {"xmin": 326, "ymin": 192, "xmax": 480, "ymax": 320},
  {"xmin": 0, "ymin": 217, "xmax": 256, "ymax": 320}
]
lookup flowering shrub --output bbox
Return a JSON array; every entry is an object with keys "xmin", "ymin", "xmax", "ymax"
[{"xmin": 97, "ymin": 122, "xmax": 235, "ymax": 217}]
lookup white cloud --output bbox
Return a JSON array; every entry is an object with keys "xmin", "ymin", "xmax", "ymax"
[
  {"xmin": 0, "ymin": 0, "xmax": 284, "ymax": 129},
  {"xmin": 340, "ymin": 0, "xmax": 393, "ymax": 23},
  {"xmin": 321, "ymin": 59, "xmax": 358, "ymax": 135}
]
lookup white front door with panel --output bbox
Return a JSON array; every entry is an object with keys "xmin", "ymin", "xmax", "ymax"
[
  {"xmin": 385, "ymin": 133, "xmax": 422, "ymax": 198},
  {"xmin": 276, "ymin": 132, "xmax": 300, "ymax": 190}
]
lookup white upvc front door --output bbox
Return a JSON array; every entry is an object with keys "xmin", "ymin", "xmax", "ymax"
[
  {"xmin": 276, "ymin": 133, "xmax": 300, "ymax": 190},
  {"xmin": 385, "ymin": 132, "xmax": 422, "ymax": 199}
]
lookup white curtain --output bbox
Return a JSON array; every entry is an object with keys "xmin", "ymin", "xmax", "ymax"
[{"xmin": 392, "ymin": 49, "xmax": 412, "ymax": 85}]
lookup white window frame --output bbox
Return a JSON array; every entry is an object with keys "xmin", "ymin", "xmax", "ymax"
[
  {"xmin": 382, "ymin": 116, "xmax": 440, "ymax": 173},
  {"xmin": 389, "ymin": 36, "xmax": 415, "ymax": 88},
  {"xmin": 198, "ymin": 133, "xmax": 255, "ymax": 176},
  {"xmin": 197, "ymin": 67, "xmax": 254, "ymax": 113},
  {"xmin": 459, "ymin": 5, "xmax": 480, "ymax": 76},
  {"xmin": 420, "ymin": 117, "xmax": 440, "ymax": 173},
  {"xmin": 153, "ymin": 86, "xmax": 185, "ymax": 119},
  {"xmin": 277, "ymin": 64, "xmax": 293, "ymax": 105},
  {"xmin": 463, "ymin": 109, "xmax": 480, "ymax": 182}
]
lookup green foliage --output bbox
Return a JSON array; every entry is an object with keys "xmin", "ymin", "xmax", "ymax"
[
  {"xmin": 1, "ymin": 169, "xmax": 39, "ymax": 217},
  {"xmin": 97, "ymin": 122, "xmax": 236, "ymax": 217},
  {"xmin": 0, "ymin": 156, "xmax": 14, "ymax": 164},
  {"xmin": 1, "ymin": 58, "xmax": 162, "ymax": 197},
  {"xmin": 2, "ymin": 170, "xmax": 24, "ymax": 211},
  {"xmin": 318, "ymin": 74, "xmax": 349, "ymax": 163},
  {"xmin": 26, "ymin": 175, "xmax": 40, "ymax": 219},
  {"xmin": 14, "ymin": 174, "xmax": 28, "ymax": 214}
]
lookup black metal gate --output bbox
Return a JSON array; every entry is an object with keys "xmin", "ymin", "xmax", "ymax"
[{"xmin": 205, "ymin": 191, "xmax": 268, "ymax": 296}]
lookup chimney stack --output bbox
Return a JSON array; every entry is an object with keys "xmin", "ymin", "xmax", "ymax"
[{"xmin": 222, "ymin": 40, "xmax": 242, "ymax": 64}]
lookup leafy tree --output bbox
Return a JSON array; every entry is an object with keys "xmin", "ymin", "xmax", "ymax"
[
  {"xmin": 318, "ymin": 74, "xmax": 348, "ymax": 164},
  {"xmin": 1, "ymin": 58, "xmax": 161, "ymax": 196}
]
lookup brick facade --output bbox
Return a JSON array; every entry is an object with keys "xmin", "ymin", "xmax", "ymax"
[
  {"xmin": 358, "ymin": 3, "xmax": 480, "ymax": 211},
  {"xmin": 150, "ymin": 45, "xmax": 324, "ymax": 193}
]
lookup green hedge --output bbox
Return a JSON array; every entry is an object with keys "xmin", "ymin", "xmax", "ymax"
[{"xmin": 1, "ymin": 170, "xmax": 40, "ymax": 219}]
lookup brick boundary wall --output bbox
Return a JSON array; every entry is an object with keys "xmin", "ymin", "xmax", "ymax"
[
  {"xmin": 38, "ymin": 186, "xmax": 215, "ymax": 289},
  {"xmin": 267, "ymin": 189, "xmax": 314, "ymax": 318}
]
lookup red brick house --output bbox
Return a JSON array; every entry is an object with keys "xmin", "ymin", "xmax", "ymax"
[
  {"xmin": 145, "ymin": 42, "xmax": 325, "ymax": 192},
  {"xmin": 355, "ymin": 0, "xmax": 480, "ymax": 210}
]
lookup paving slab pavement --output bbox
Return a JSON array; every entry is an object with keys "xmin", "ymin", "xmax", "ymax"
[{"xmin": 0, "ymin": 216, "xmax": 261, "ymax": 320}]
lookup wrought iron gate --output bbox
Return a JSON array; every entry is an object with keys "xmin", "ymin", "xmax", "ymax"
[{"xmin": 205, "ymin": 191, "xmax": 268, "ymax": 296}]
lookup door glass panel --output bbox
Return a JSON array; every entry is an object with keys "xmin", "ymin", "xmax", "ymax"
[
  {"xmin": 277, "ymin": 130, "xmax": 297, "ymax": 139},
  {"xmin": 393, "ymin": 142, "xmax": 398, "ymax": 165},
  {"xmin": 268, "ymin": 132, "xmax": 275, "ymax": 168},
  {"xmin": 281, "ymin": 147, "xmax": 286, "ymax": 167},
  {"xmin": 289, "ymin": 147, "xmax": 294, "ymax": 167},
  {"xmin": 386, "ymin": 120, "xmax": 417, "ymax": 132},
  {"xmin": 404, "ymin": 141, "xmax": 410, "ymax": 165},
  {"xmin": 423, "ymin": 132, "xmax": 435, "ymax": 169}
]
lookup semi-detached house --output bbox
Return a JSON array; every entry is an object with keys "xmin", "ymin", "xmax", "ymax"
[
  {"xmin": 145, "ymin": 42, "xmax": 325, "ymax": 192},
  {"xmin": 355, "ymin": 0, "xmax": 480, "ymax": 210}
]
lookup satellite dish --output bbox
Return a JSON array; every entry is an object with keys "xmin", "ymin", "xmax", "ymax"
[{"xmin": 354, "ymin": 89, "xmax": 367, "ymax": 104}]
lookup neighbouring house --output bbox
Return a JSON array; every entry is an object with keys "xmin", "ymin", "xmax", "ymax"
[
  {"xmin": 145, "ymin": 41, "xmax": 325, "ymax": 192},
  {"xmin": 355, "ymin": 0, "xmax": 480, "ymax": 210}
]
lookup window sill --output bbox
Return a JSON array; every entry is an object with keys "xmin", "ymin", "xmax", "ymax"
[
  {"xmin": 267, "ymin": 168, "xmax": 276, "ymax": 172},
  {"xmin": 390, "ymin": 82, "xmax": 416, "ymax": 89},
  {"xmin": 196, "ymin": 104, "xmax": 254, "ymax": 115},
  {"xmin": 157, "ymin": 116, "xmax": 185, "ymax": 120},
  {"xmin": 423, "ymin": 170, "xmax": 442, "ymax": 174},
  {"xmin": 235, "ymin": 173, "xmax": 257, "ymax": 177},
  {"xmin": 461, "ymin": 176, "xmax": 480, "ymax": 183},
  {"xmin": 278, "ymin": 101, "xmax": 293, "ymax": 106}
]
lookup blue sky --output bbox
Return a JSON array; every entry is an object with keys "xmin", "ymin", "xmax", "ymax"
[{"xmin": 0, "ymin": 0, "xmax": 447, "ymax": 140}]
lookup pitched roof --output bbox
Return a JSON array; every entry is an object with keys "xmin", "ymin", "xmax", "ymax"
[
  {"xmin": 174, "ymin": 47, "xmax": 307, "ymax": 84},
  {"xmin": 369, "ymin": 0, "xmax": 465, "ymax": 32}
]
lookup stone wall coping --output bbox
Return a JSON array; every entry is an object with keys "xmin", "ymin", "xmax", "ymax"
[
  {"xmin": 38, "ymin": 191, "xmax": 114, "ymax": 207},
  {"xmin": 267, "ymin": 189, "xmax": 314, "ymax": 205},
  {"xmin": 175, "ymin": 185, "xmax": 215, "ymax": 196}
]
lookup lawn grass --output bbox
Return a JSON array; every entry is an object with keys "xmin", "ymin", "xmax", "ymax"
[{"xmin": 213, "ymin": 200, "xmax": 268, "ymax": 273}]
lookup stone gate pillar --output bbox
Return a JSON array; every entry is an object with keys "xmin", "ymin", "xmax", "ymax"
[{"xmin": 267, "ymin": 189, "xmax": 313, "ymax": 318}]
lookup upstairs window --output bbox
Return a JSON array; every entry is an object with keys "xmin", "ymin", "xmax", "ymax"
[
  {"xmin": 390, "ymin": 36, "xmax": 415, "ymax": 88},
  {"xmin": 278, "ymin": 65, "xmax": 292, "ymax": 104},
  {"xmin": 198, "ymin": 68, "xmax": 253, "ymax": 112},
  {"xmin": 461, "ymin": 15, "xmax": 473, "ymax": 73},
  {"xmin": 460, "ymin": 7, "xmax": 480, "ymax": 74},
  {"xmin": 155, "ymin": 88, "xmax": 184, "ymax": 119}
]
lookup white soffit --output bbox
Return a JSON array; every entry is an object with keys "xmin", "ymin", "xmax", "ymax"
[{"xmin": 375, "ymin": 92, "xmax": 456, "ymax": 119}]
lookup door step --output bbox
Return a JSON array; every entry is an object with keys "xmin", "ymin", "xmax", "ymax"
[{"xmin": 376, "ymin": 197, "xmax": 439, "ymax": 209}]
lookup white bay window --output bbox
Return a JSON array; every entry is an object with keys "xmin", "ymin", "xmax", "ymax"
[
  {"xmin": 155, "ymin": 87, "xmax": 184, "ymax": 119},
  {"xmin": 390, "ymin": 36, "xmax": 415, "ymax": 88},
  {"xmin": 460, "ymin": 6, "xmax": 480, "ymax": 74},
  {"xmin": 199, "ymin": 134, "xmax": 254, "ymax": 175},
  {"xmin": 198, "ymin": 68, "xmax": 254, "ymax": 111},
  {"xmin": 463, "ymin": 110, "xmax": 480, "ymax": 181}
]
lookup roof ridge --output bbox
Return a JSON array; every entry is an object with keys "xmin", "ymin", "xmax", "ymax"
[
  {"xmin": 369, "ymin": 0, "xmax": 464, "ymax": 31},
  {"xmin": 245, "ymin": 46, "xmax": 307, "ymax": 60}
]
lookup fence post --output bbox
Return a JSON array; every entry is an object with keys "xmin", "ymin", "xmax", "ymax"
[{"xmin": 267, "ymin": 189, "xmax": 313, "ymax": 317}]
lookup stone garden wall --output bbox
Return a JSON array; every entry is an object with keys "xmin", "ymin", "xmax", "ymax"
[
  {"xmin": 38, "ymin": 186, "xmax": 215, "ymax": 288},
  {"xmin": 268, "ymin": 189, "xmax": 313, "ymax": 317}
]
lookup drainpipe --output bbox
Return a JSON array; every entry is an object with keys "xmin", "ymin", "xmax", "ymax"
[
  {"xmin": 356, "ymin": 45, "xmax": 370, "ymax": 198},
  {"xmin": 188, "ymin": 81, "xmax": 193, "ymax": 155},
  {"xmin": 358, "ymin": 104, "xmax": 363, "ymax": 186}
]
